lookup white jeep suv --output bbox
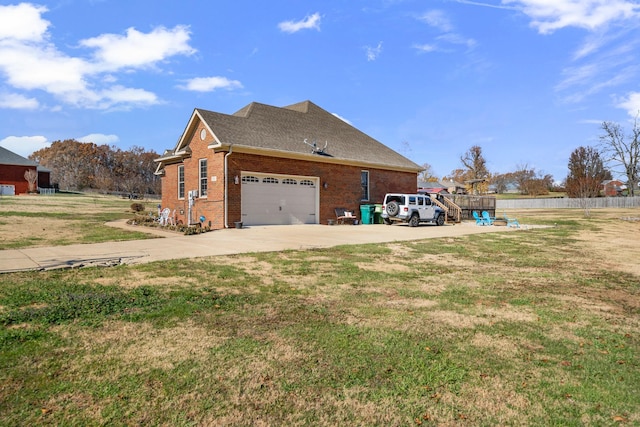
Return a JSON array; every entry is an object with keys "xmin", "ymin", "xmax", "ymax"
[{"xmin": 381, "ymin": 193, "xmax": 445, "ymax": 227}]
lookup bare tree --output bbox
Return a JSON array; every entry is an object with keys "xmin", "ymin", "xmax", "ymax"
[
  {"xmin": 566, "ymin": 146, "xmax": 611, "ymax": 216},
  {"xmin": 491, "ymin": 172, "xmax": 513, "ymax": 194},
  {"xmin": 600, "ymin": 115, "xmax": 640, "ymax": 196},
  {"xmin": 24, "ymin": 169, "xmax": 37, "ymax": 193},
  {"xmin": 460, "ymin": 145, "xmax": 489, "ymax": 194},
  {"xmin": 417, "ymin": 162, "xmax": 438, "ymax": 183}
]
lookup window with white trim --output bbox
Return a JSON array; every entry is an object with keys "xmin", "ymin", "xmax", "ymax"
[
  {"xmin": 282, "ymin": 178, "xmax": 297, "ymax": 185},
  {"xmin": 263, "ymin": 177, "xmax": 279, "ymax": 184},
  {"xmin": 242, "ymin": 176, "xmax": 259, "ymax": 183},
  {"xmin": 300, "ymin": 180, "xmax": 315, "ymax": 187},
  {"xmin": 199, "ymin": 159, "xmax": 208, "ymax": 197},
  {"xmin": 178, "ymin": 165, "xmax": 185, "ymax": 199},
  {"xmin": 361, "ymin": 170, "xmax": 369, "ymax": 201}
]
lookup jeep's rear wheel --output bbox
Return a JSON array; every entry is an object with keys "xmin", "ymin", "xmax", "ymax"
[
  {"xmin": 436, "ymin": 213, "xmax": 445, "ymax": 226},
  {"xmin": 386, "ymin": 201, "xmax": 399, "ymax": 217},
  {"xmin": 409, "ymin": 214, "xmax": 420, "ymax": 227}
]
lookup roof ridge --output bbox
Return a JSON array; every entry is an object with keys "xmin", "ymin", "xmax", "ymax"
[{"xmin": 282, "ymin": 100, "xmax": 313, "ymax": 113}]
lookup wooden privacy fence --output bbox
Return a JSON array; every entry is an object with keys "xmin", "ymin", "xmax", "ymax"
[
  {"xmin": 496, "ymin": 197, "xmax": 640, "ymax": 209},
  {"xmin": 448, "ymin": 195, "xmax": 496, "ymax": 220}
]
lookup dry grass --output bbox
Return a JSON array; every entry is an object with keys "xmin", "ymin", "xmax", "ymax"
[
  {"xmin": 1, "ymin": 206, "xmax": 639, "ymax": 426},
  {"xmin": 0, "ymin": 193, "xmax": 158, "ymax": 248}
]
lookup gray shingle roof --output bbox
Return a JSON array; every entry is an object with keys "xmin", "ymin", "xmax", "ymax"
[
  {"xmin": 190, "ymin": 100, "xmax": 421, "ymax": 171},
  {"xmin": 0, "ymin": 146, "xmax": 38, "ymax": 167}
]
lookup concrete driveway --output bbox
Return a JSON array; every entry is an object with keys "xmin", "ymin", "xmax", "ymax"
[{"xmin": 0, "ymin": 220, "xmax": 527, "ymax": 273}]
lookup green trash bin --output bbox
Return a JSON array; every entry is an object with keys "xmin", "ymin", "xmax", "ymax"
[
  {"xmin": 374, "ymin": 204, "xmax": 383, "ymax": 224},
  {"xmin": 360, "ymin": 204, "xmax": 372, "ymax": 224}
]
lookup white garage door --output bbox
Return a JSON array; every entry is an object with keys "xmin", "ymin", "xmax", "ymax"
[
  {"xmin": 241, "ymin": 173, "xmax": 318, "ymax": 226},
  {"xmin": 0, "ymin": 185, "xmax": 15, "ymax": 196}
]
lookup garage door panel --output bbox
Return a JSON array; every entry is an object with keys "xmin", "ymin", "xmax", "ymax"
[{"xmin": 241, "ymin": 175, "xmax": 317, "ymax": 226}]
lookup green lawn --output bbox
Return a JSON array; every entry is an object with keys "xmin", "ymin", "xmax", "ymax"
[
  {"xmin": 0, "ymin": 193, "xmax": 158, "ymax": 249},
  {"xmin": 1, "ymin": 207, "xmax": 638, "ymax": 425}
]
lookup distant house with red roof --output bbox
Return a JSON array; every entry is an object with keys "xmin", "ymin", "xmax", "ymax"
[
  {"xmin": 418, "ymin": 180, "xmax": 466, "ymax": 195},
  {"xmin": 601, "ymin": 180, "xmax": 625, "ymax": 197}
]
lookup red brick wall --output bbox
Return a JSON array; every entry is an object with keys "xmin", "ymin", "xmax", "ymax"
[
  {"xmin": 226, "ymin": 153, "xmax": 417, "ymax": 224},
  {"xmin": 602, "ymin": 180, "xmax": 623, "ymax": 197},
  {"xmin": 159, "ymin": 121, "xmax": 227, "ymax": 229},
  {"xmin": 160, "ymin": 122, "xmax": 417, "ymax": 229},
  {"xmin": 0, "ymin": 165, "xmax": 35, "ymax": 194}
]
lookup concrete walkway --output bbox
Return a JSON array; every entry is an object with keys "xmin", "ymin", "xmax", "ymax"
[{"xmin": 0, "ymin": 220, "xmax": 528, "ymax": 273}]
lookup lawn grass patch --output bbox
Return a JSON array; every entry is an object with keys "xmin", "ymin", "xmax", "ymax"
[
  {"xmin": 0, "ymin": 193, "xmax": 157, "ymax": 249},
  {"xmin": 1, "ymin": 206, "xmax": 639, "ymax": 425}
]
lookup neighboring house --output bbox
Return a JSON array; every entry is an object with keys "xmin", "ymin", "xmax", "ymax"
[
  {"xmin": 601, "ymin": 180, "xmax": 626, "ymax": 197},
  {"xmin": 0, "ymin": 146, "xmax": 51, "ymax": 195},
  {"xmin": 418, "ymin": 180, "xmax": 466, "ymax": 195},
  {"xmin": 417, "ymin": 181, "xmax": 448, "ymax": 195},
  {"xmin": 154, "ymin": 100, "xmax": 422, "ymax": 229}
]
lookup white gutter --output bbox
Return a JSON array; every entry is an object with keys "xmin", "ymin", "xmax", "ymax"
[{"xmin": 224, "ymin": 144, "xmax": 233, "ymax": 228}]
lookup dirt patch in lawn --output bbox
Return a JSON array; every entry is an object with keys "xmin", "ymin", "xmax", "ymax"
[
  {"xmin": 1, "ymin": 216, "xmax": 85, "ymax": 244},
  {"xmin": 575, "ymin": 216, "xmax": 640, "ymax": 277}
]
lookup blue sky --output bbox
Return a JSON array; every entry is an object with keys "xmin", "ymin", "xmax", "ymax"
[{"xmin": 1, "ymin": 0, "xmax": 639, "ymax": 182}]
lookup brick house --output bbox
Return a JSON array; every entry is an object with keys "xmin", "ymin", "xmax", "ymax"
[
  {"xmin": 0, "ymin": 146, "xmax": 51, "ymax": 195},
  {"xmin": 601, "ymin": 179, "xmax": 625, "ymax": 197},
  {"xmin": 154, "ymin": 100, "xmax": 422, "ymax": 229}
]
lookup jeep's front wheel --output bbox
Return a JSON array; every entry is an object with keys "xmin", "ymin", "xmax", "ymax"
[
  {"xmin": 409, "ymin": 214, "xmax": 420, "ymax": 227},
  {"xmin": 383, "ymin": 218, "xmax": 392, "ymax": 225},
  {"xmin": 386, "ymin": 201, "xmax": 399, "ymax": 217},
  {"xmin": 436, "ymin": 213, "xmax": 445, "ymax": 226}
]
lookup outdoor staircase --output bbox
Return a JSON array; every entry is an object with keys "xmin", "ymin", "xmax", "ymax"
[{"xmin": 430, "ymin": 195, "xmax": 462, "ymax": 223}]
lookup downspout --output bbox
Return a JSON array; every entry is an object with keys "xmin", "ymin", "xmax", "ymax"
[{"xmin": 224, "ymin": 144, "xmax": 233, "ymax": 228}]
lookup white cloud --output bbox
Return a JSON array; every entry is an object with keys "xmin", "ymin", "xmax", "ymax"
[
  {"xmin": 413, "ymin": 34, "xmax": 476, "ymax": 54},
  {"xmin": 572, "ymin": 30, "xmax": 611, "ymax": 60},
  {"xmin": 179, "ymin": 76, "xmax": 243, "ymax": 92},
  {"xmin": 332, "ymin": 113, "xmax": 352, "ymax": 125},
  {"xmin": 77, "ymin": 133, "xmax": 120, "ymax": 145},
  {"xmin": 365, "ymin": 42, "xmax": 383, "ymax": 61},
  {"xmin": 278, "ymin": 13, "xmax": 321, "ymax": 33},
  {"xmin": 417, "ymin": 10, "xmax": 453, "ymax": 32},
  {"xmin": 555, "ymin": 38, "xmax": 640, "ymax": 103},
  {"xmin": 0, "ymin": 3, "xmax": 196, "ymax": 110},
  {"xmin": 438, "ymin": 33, "xmax": 477, "ymax": 49},
  {"xmin": 99, "ymin": 86, "xmax": 159, "ymax": 107},
  {"xmin": 0, "ymin": 93, "xmax": 39, "ymax": 109},
  {"xmin": 80, "ymin": 26, "xmax": 195, "ymax": 71},
  {"xmin": 0, "ymin": 135, "xmax": 49, "ymax": 157},
  {"xmin": 503, "ymin": 0, "xmax": 640, "ymax": 34},
  {"xmin": 555, "ymin": 63, "xmax": 599, "ymax": 92},
  {"xmin": 414, "ymin": 9, "xmax": 476, "ymax": 54},
  {"xmin": 0, "ymin": 3, "xmax": 49, "ymax": 42},
  {"xmin": 453, "ymin": 0, "xmax": 517, "ymax": 10},
  {"xmin": 413, "ymin": 43, "xmax": 438, "ymax": 53},
  {"xmin": 617, "ymin": 92, "xmax": 640, "ymax": 117},
  {"xmin": 0, "ymin": 44, "xmax": 89, "ymax": 94}
]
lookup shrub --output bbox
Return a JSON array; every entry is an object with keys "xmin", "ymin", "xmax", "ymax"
[{"xmin": 130, "ymin": 203, "xmax": 145, "ymax": 212}]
